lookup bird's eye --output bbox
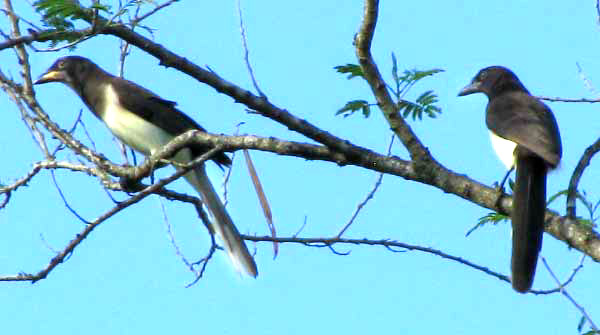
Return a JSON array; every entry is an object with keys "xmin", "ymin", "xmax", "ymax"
[
  {"xmin": 477, "ymin": 71, "xmax": 487, "ymax": 82},
  {"xmin": 57, "ymin": 60, "xmax": 66, "ymax": 69}
]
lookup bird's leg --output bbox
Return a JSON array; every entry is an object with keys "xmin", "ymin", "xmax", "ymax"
[
  {"xmin": 119, "ymin": 175, "xmax": 145, "ymax": 193},
  {"xmin": 493, "ymin": 166, "xmax": 514, "ymax": 208},
  {"xmin": 119, "ymin": 150, "xmax": 170, "ymax": 193}
]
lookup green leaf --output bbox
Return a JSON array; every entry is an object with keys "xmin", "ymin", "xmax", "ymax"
[
  {"xmin": 399, "ymin": 68, "xmax": 445, "ymax": 83},
  {"xmin": 34, "ymin": 0, "xmax": 111, "ymax": 29},
  {"xmin": 336, "ymin": 100, "xmax": 371, "ymax": 118},
  {"xmin": 334, "ymin": 64, "xmax": 364, "ymax": 80},
  {"xmin": 397, "ymin": 90, "xmax": 442, "ymax": 120},
  {"xmin": 466, "ymin": 212, "xmax": 509, "ymax": 237},
  {"xmin": 398, "ymin": 100, "xmax": 419, "ymax": 119},
  {"xmin": 90, "ymin": 4, "xmax": 111, "ymax": 12}
]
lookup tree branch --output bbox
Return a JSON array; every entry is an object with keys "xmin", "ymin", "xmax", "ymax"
[
  {"xmin": 353, "ymin": 0, "xmax": 431, "ymax": 161},
  {"xmin": 0, "ymin": 147, "xmax": 223, "ymax": 283}
]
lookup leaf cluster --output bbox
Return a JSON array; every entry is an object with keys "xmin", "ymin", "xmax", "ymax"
[
  {"xmin": 334, "ymin": 53, "xmax": 444, "ymax": 120},
  {"xmin": 34, "ymin": 0, "xmax": 109, "ymax": 30}
]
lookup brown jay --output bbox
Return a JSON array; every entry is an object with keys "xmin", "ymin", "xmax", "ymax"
[
  {"xmin": 35, "ymin": 56, "xmax": 258, "ymax": 277},
  {"xmin": 458, "ymin": 66, "xmax": 561, "ymax": 293}
]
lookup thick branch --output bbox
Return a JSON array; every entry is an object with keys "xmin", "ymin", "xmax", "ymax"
[
  {"xmin": 1, "ymin": 1, "xmax": 598, "ymax": 275},
  {"xmin": 353, "ymin": 0, "xmax": 430, "ymax": 161},
  {"xmin": 186, "ymin": 132, "xmax": 600, "ymax": 262}
]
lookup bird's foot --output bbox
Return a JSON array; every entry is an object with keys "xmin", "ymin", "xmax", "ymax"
[
  {"xmin": 119, "ymin": 176, "xmax": 145, "ymax": 194},
  {"xmin": 492, "ymin": 181, "xmax": 506, "ymax": 209}
]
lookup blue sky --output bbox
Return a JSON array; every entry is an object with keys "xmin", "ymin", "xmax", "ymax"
[{"xmin": 1, "ymin": 1, "xmax": 599, "ymax": 334}]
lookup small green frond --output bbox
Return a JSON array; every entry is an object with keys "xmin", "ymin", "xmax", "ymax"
[
  {"xmin": 336, "ymin": 100, "xmax": 371, "ymax": 118},
  {"xmin": 398, "ymin": 68, "xmax": 444, "ymax": 84},
  {"xmin": 90, "ymin": 4, "xmax": 111, "ymax": 12},
  {"xmin": 334, "ymin": 64, "xmax": 364, "ymax": 80},
  {"xmin": 397, "ymin": 90, "xmax": 442, "ymax": 120},
  {"xmin": 466, "ymin": 212, "xmax": 509, "ymax": 237},
  {"xmin": 398, "ymin": 100, "xmax": 420, "ymax": 120},
  {"xmin": 34, "ymin": 0, "xmax": 111, "ymax": 29}
]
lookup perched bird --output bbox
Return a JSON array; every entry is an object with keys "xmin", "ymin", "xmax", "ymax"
[
  {"xmin": 458, "ymin": 66, "xmax": 561, "ymax": 292},
  {"xmin": 35, "ymin": 56, "xmax": 258, "ymax": 277}
]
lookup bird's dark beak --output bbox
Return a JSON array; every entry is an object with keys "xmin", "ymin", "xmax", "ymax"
[
  {"xmin": 458, "ymin": 82, "xmax": 481, "ymax": 96},
  {"xmin": 34, "ymin": 70, "xmax": 65, "ymax": 85}
]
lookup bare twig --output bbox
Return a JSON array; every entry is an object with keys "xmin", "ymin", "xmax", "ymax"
[
  {"xmin": 35, "ymin": 34, "xmax": 96, "ymax": 52},
  {"xmin": 541, "ymin": 257, "xmax": 598, "ymax": 331},
  {"xmin": 160, "ymin": 200, "xmax": 198, "ymax": 276},
  {"xmin": 0, "ymin": 69, "xmax": 51, "ymax": 158},
  {"xmin": 131, "ymin": 0, "xmax": 180, "ymax": 25},
  {"xmin": 50, "ymin": 170, "xmax": 91, "ymax": 224},
  {"xmin": 2, "ymin": 0, "xmax": 53, "ymax": 160},
  {"xmin": 564, "ymin": 63, "xmax": 600, "ymax": 221},
  {"xmin": 236, "ymin": 0, "xmax": 266, "ymax": 98},
  {"xmin": 222, "ymin": 122, "xmax": 244, "ymax": 207},
  {"xmin": 0, "ymin": 191, "xmax": 10, "ymax": 209},
  {"xmin": 4, "ymin": 0, "xmax": 33, "ymax": 95},
  {"xmin": 293, "ymin": 215, "xmax": 308, "ymax": 237},
  {"xmin": 0, "ymin": 160, "xmax": 102, "ymax": 195},
  {"xmin": 0, "ymin": 147, "xmax": 222, "ymax": 282},
  {"xmin": 595, "ymin": 0, "xmax": 600, "ymax": 27},
  {"xmin": 566, "ymin": 138, "xmax": 600, "ymax": 219},
  {"xmin": 186, "ymin": 234, "xmax": 218, "ymax": 287},
  {"xmin": 337, "ymin": 135, "xmax": 395, "ymax": 237},
  {"xmin": 537, "ymin": 96, "xmax": 600, "ymax": 103},
  {"xmin": 242, "ymin": 233, "xmax": 556, "ymax": 293},
  {"xmin": 577, "ymin": 62, "xmax": 598, "ymax": 97},
  {"xmin": 597, "ymin": 0, "xmax": 600, "ymax": 25}
]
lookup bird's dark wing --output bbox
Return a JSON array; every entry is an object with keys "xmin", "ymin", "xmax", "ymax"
[
  {"xmin": 110, "ymin": 77, "xmax": 231, "ymax": 167},
  {"xmin": 486, "ymin": 91, "xmax": 562, "ymax": 167}
]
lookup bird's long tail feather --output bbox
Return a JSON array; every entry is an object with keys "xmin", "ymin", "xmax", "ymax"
[
  {"xmin": 183, "ymin": 164, "xmax": 258, "ymax": 277},
  {"xmin": 511, "ymin": 155, "xmax": 547, "ymax": 292}
]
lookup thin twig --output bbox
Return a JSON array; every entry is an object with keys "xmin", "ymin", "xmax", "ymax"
[
  {"xmin": 577, "ymin": 62, "xmax": 598, "ymax": 97},
  {"xmin": 159, "ymin": 199, "xmax": 196, "ymax": 274},
  {"xmin": 566, "ymin": 138, "xmax": 600, "ymax": 219},
  {"xmin": 242, "ymin": 234, "xmax": 552, "ymax": 292},
  {"xmin": 131, "ymin": 0, "xmax": 179, "ymax": 25},
  {"xmin": 0, "ymin": 160, "xmax": 101, "ymax": 195},
  {"xmin": 537, "ymin": 96, "xmax": 600, "ymax": 103},
  {"xmin": 0, "ymin": 70, "xmax": 51, "ymax": 158},
  {"xmin": 186, "ymin": 235, "xmax": 217, "ymax": 287},
  {"xmin": 50, "ymin": 170, "xmax": 91, "ymax": 224},
  {"xmin": 337, "ymin": 135, "xmax": 395, "ymax": 237},
  {"xmin": 236, "ymin": 0, "xmax": 266, "ymax": 98},
  {"xmin": 0, "ymin": 147, "xmax": 222, "ymax": 282},
  {"xmin": 222, "ymin": 122, "xmax": 243, "ymax": 206},
  {"xmin": 293, "ymin": 215, "xmax": 308, "ymax": 237},
  {"xmin": 541, "ymin": 257, "xmax": 598, "ymax": 331}
]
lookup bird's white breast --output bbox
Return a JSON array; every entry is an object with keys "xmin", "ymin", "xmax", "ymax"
[
  {"xmin": 489, "ymin": 131, "xmax": 517, "ymax": 170},
  {"xmin": 102, "ymin": 84, "xmax": 174, "ymax": 156}
]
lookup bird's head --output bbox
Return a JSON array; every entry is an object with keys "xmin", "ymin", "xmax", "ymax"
[
  {"xmin": 35, "ymin": 56, "xmax": 99, "ymax": 91},
  {"xmin": 458, "ymin": 66, "xmax": 527, "ymax": 98}
]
